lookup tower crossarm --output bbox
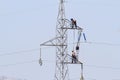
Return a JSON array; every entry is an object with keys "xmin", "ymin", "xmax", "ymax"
[{"xmin": 40, "ymin": 36, "xmax": 67, "ymax": 46}]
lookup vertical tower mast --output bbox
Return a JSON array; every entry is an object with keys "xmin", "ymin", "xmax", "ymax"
[
  {"xmin": 55, "ymin": 0, "xmax": 69, "ymax": 80},
  {"xmin": 40, "ymin": 0, "xmax": 84, "ymax": 80}
]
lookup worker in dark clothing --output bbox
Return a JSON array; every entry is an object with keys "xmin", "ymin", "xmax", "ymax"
[
  {"xmin": 70, "ymin": 18, "xmax": 78, "ymax": 28},
  {"xmin": 74, "ymin": 20, "xmax": 77, "ymax": 28},
  {"xmin": 72, "ymin": 51, "xmax": 77, "ymax": 63},
  {"xmin": 71, "ymin": 18, "xmax": 74, "ymax": 28}
]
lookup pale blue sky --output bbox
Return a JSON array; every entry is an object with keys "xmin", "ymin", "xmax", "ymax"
[{"xmin": 0, "ymin": 0, "xmax": 120, "ymax": 80}]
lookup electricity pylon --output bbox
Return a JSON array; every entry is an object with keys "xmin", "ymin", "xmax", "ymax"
[{"xmin": 40, "ymin": 0, "xmax": 84, "ymax": 80}]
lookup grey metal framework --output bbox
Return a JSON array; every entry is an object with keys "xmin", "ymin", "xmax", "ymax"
[{"xmin": 40, "ymin": 0, "xmax": 84, "ymax": 80}]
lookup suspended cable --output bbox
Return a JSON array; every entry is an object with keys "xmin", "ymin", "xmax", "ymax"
[
  {"xmin": 86, "ymin": 42, "xmax": 120, "ymax": 46},
  {"xmin": 0, "ymin": 41, "xmax": 119, "ymax": 58},
  {"xmin": 0, "ymin": 48, "xmax": 39, "ymax": 57},
  {"xmin": 68, "ymin": 41, "xmax": 120, "ymax": 46},
  {"xmin": 84, "ymin": 64, "xmax": 120, "ymax": 70},
  {"xmin": 0, "ymin": 59, "xmax": 120, "ymax": 71},
  {"xmin": 0, "ymin": 47, "xmax": 54, "ymax": 57},
  {"xmin": 0, "ymin": 60, "xmax": 38, "ymax": 67},
  {"xmin": 0, "ymin": 59, "xmax": 55, "ymax": 67}
]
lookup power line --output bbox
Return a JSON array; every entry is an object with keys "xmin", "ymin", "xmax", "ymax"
[
  {"xmin": 0, "ymin": 59, "xmax": 55, "ymax": 67},
  {"xmin": 84, "ymin": 64, "xmax": 120, "ymax": 70},
  {"xmin": 0, "ymin": 60, "xmax": 38, "ymax": 67},
  {"xmin": 0, "ymin": 41, "xmax": 119, "ymax": 57},
  {"xmin": 0, "ymin": 48, "xmax": 39, "ymax": 57},
  {"xmin": 69, "ymin": 41, "xmax": 120, "ymax": 46},
  {"xmin": 0, "ymin": 46, "xmax": 55, "ymax": 57},
  {"xmin": 0, "ymin": 59, "xmax": 120, "ymax": 71},
  {"xmin": 86, "ymin": 41, "xmax": 120, "ymax": 46}
]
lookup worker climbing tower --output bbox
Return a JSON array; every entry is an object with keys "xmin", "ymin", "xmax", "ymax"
[{"xmin": 40, "ymin": 0, "xmax": 85, "ymax": 80}]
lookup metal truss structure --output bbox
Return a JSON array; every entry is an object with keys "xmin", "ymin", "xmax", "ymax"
[{"xmin": 39, "ymin": 0, "xmax": 84, "ymax": 80}]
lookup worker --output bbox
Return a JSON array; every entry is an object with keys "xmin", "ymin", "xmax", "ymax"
[
  {"xmin": 74, "ymin": 20, "xmax": 77, "ymax": 28},
  {"xmin": 70, "ymin": 18, "xmax": 78, "ymax": 28},
  {"xmin": 71, "ymin": 50, "xmax": 77, "ymax": 63},
  {"xmin": 71, "ymin": 18, "xmax": 74, "ymax": 28}
]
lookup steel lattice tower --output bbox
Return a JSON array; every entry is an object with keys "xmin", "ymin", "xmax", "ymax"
[
  {"xmin": 55, "ymin": 0, "xmax": 69, "ymax": 80},
  {"xmin": 40, "ymin": 0, "xmax": 84, "ymax": 80}
]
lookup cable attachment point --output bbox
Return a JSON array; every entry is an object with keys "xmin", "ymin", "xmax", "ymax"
[
  {"xmin": 39, "ymin": 58, "xmax": 42, "ymax": 66},
  {"xmin": 39, "ymin": 47, "xmax": 42, "ymax": 66}
]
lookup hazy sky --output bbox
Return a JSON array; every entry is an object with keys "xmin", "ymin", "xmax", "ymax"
[{"xmin": 0, "ymin": 0, "xmax": 120, "ymax": 80}]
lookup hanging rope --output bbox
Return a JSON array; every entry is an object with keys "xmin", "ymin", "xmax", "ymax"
[{"xmin": 39, "ymin": 47, "xmax": 42, "ymax": 66}]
